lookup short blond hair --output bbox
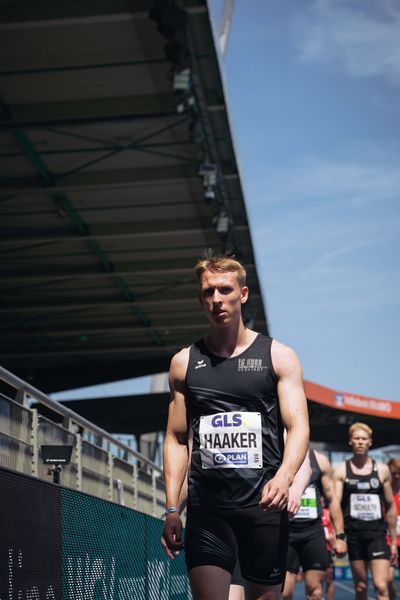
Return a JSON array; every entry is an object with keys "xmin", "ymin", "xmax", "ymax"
[
  {"xmin": 348, "ymin": 422, "xmax": 373, "ymax": 438},
  {"xmin": 195, "ymin": 252, "xmax": 247, "ymax": 288}
]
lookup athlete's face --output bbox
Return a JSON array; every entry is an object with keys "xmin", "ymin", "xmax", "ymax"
[
  {"xmin": 349, "ymin": 429, "xmax": 372, "ymax": 455},
  {"xmin": 198, "ymin": 270, "xmax": 248, "ymax": 327}
]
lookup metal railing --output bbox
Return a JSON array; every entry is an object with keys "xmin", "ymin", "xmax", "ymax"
[{"xmin": 0, "ymin": 365, "xmax": 165, "ymax": 517}]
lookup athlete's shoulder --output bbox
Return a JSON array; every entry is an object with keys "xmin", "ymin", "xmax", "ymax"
[
  {"xmin": 377, "ymin": 462, "xmax": 390, "ymax": 481},
  {"xmin": 333, "ymin": 461, "xmax": 347, "ymax": 479},
  {"xmin": 270, "ymin": 338, "xmax": 302, "ymax": 378},
  {"xmin": 169, "ymin": 346, "xmax": 191, "ymax": 382},
  {"xmin": 314, "ymin": 449, "xmax": 331, "ymax": 473}
]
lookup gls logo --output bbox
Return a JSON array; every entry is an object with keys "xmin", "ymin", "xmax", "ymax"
[{"xmin": 211, "ymin": 413, "xmax": 242, "ymax": 427}]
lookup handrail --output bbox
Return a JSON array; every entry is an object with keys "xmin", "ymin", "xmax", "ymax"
[{"xmin": 0, "ymin": 365, "xmax": 163, "ymax": 476}]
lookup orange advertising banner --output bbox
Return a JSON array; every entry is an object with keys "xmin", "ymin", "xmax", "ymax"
[{"xmin": 304, "ymin": 380, "xmax": 400, "ymax": 420}]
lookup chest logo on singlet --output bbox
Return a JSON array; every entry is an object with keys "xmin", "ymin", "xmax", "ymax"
[
  {"xmin": 194, "ymin": 359, "xmax": 207, "ymax": 369},
  {"xmin": 237, "ymin": 358, "xmax": 268, "ymax": 372},
  {"xmin": 199, "ymin": 411, "xmax": 263, "ymax": 469},
  {"xmin": 370, "ymin": 477, "xmax": 380, "ymax": 489}
]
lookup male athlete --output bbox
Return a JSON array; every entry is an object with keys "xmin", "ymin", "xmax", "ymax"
[
  {"xmin": 162, "ymin": 253, "xmax": 309, "ymax": 600},
  {"xmin": 334, "ymin": 422, "xmax": 397, "ymax": 600},
  {"xmin": 282, "ymin": 448, "xmax": 347, "ymax": 600}
]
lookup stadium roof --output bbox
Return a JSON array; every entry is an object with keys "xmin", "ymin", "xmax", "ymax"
[{"xmin": 0, "ymin": 0, "xmax": 268, "ymax": 393}]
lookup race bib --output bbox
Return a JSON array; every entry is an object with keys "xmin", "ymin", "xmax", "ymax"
[
  {"xmin": 350, "ymin": 493, "xmax": 382, "ymax": 520},
  {"xmin": 199, "ymin": 411, "xmax": 262, "ymax": 469},
  {"xmin": 293, "ymin": 486, "xmax": 318, "ymax": 519}
]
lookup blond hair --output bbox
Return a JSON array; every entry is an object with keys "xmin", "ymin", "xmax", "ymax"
[
  {"xmin": 348, "ymin": 422, "xmax": 373, "ymax": 438},
  {"xmin": 195, "ymin": 252, "xmax": 247, "ymax": 288}
]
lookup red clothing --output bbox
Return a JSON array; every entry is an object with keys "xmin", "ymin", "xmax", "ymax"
[
  {"xmin": 322, "ymin": 507, "xmax": 333, "ymax": 551},
  {"xmin": 387, "ymin": 490, "xmax": 400, "ymax": 547}
]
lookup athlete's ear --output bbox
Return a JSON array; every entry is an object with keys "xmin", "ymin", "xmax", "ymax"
[{"xmin": 240, "ymin": 286, "xmax": 249, "ymax": 304}]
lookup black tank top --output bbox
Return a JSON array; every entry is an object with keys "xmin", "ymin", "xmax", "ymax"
[
  {"xmin": 291, "ymin": 448, "xmax": 323, "ymax": 529},
  {"xmin": 342, "ymin": 459, "xmax": 386, "ymax": 532},
  {"xmin": 185, "ymin": 333, "xmax": 283, "ymax": 509}
]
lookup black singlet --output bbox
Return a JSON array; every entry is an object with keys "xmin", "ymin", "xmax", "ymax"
[
  {"xmin": 291, "ymin": 448, "xmax": 323, "ymax": 530},
  {"xmin": 342, "ymin": 459, "xmax": 386, "ymax": 532},
  {"xmin": 185, "ymin": 333, "xmax": 283, "ymax": 509}
]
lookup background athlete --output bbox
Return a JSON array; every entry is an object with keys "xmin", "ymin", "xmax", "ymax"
[
  {"xmin": 334, "ymin": 422, "xmax": 397, "ymax": 600},
  {"xmin": 387, "ymin": 458, "xmax": 400, "ymax": 600},
  {"xmin": 162, "ymin": 253, "xmax": 309, "ymax": 600},
  {"xmin": 282, "ymin": 448, "xmax": 347, "ymax": 600}
]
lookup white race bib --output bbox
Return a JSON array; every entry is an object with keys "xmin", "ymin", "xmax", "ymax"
[
  {"xmin": 199, "ymin": 411, "xmax": 263, "ymax": 469},
  {"xmin": 293, "ymin": 486, "xmax": 318, "ymax": 519},
  {"xmin": 350, "ymin": 493, "xmax": 382, "ymax": 520}
]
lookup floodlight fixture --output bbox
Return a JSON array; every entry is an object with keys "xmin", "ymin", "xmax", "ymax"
[
  {"xmin": 216, "ymin": 211, "xmax": 230, "ymax": 234},
  {"xmin": 173, "ymin": 68, "xmax": 191, "ymax": 91},
  {"xmin": 204, "ymin": 185, "xmax": 216, "ymax": 202},
  {"xmin": 176, "ymin": 94, "xmax": 195, "ymax": 113}
]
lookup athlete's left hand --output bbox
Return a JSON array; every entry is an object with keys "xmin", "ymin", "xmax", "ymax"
[
  {"xmin": 259, "ymin": 474, "xmax": 289, "ymax": 512},
  {"xmin": 390, "ymin": 544, "xmax": 398, "ymax": 567},
  {"xmin": 332, "ymin": 538, "xmax": 347, "ymax": 558}
]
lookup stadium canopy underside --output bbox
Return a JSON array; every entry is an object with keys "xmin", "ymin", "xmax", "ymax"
[{"xmin": 0, "ymin": 0, "xmax": 268, "ymax": 393}]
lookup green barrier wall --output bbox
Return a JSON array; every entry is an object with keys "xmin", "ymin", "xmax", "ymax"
[{"xmin": 0, "ymin": 467, "xmax": 191, "ymax": 599}]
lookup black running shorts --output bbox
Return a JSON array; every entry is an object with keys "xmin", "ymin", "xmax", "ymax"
[
  {"xmin": 286, "ymin": 520, "xmax": 329, "ymax": 574},
  {"xmin": 184, "ymin": 504, "xmax": 289, "ymax": 585},
  {"xmin": 346, "ymin": 529, "xmax": 390, "ymax": 562}
]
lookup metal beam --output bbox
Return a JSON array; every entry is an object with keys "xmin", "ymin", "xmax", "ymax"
[
  {"xmin": 0, "ymin": 92, "xmax": 223, "ymax": 130},
  {"xmin": 0, "ymin": 294, "xmax": 263, "ymax": 314},
  {"xmin": 0, "ymin": 224, "xmax": 245, "ymax": 245},
  {"xmin": 0, "ymin": 163, "xmax": 237, "ymax": 195},
  {"xmin": 0, "ymin": 0, "xmax": 205, "ymax": 27}
]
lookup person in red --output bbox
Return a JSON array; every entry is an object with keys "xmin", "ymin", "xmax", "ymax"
[
  {"xmin": 321, "ymin": 499, "xmax": 335, "ymax": 600},
  {"xmin": 387, "ymin": 458, "xmax": 400, "ymax": 600}
]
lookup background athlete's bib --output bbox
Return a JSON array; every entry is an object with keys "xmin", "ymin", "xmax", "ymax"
[
  {"xmin": 199, "ymin": 411, "xmax": 263, "ymax": 469},
  {"xmin": 293, "ymin": 486, "xmax": 318, "ymax": 519},
  {"xmin": 350, "ymin": 493, "xmax": 382, "ymax": 520}
]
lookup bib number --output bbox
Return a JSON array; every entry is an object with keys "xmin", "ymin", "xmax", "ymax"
[
  {"xmin": 199, "ymin": 411, "xmax": 263, "ymax": 469},
  {"xmin": 350, "ymin": 493, "xmax": 382, "ymax": 520},
  {"xmin": 294, "ymin": 486, "xmax": 318, "ymax": 519}
]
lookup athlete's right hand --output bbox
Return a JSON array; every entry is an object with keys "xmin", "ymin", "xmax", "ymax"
[
  {"xmin": 259, "ymin": 474, "xmax": 289, "ymax": 512},
  {"xmin": 161, "ymin": 513, "xmax": 183, "ymax": 560}
]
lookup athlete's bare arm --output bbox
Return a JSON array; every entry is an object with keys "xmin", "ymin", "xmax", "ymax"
[
  {"xmin": 287, "ymin": 449, "xmax": 312, "ymax": 517},
  {"xmin": 379, "ymin": 463, "xmax": 398, "ymax": 564},
  {"xmin": 162, "ymin": 348, "xmax": 190, "ymax": 554},
  {"xmin": 316, "ymin": 451, "xmax": 347, "ymax": 557},
  {"xmin": 260, "ymin": 340, "xmax": 309, "ymax": 511},
  {"xmin": 333, "ymin": 462, "xmax": 346, "ymax": 504}
]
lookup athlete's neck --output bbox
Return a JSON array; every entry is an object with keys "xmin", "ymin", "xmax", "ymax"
[
  {"xmin": 351, "ymin": 454, "xmax": 372, "ymax": 470},
  {"xmin": 204, "ymin": 322, "xmax": 257, "ymax": 358}
]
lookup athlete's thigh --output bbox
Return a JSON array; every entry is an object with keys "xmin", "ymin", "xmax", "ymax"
[
  {"xmin": 189, "ymin": 565, "xmax": 231, "ymax": 600},
  {"xmin": 369, "ymin": 556, "xmax": 390, "ymax": 588},
  {"xmin": 282, "ymin": 570, "xmax": 297, "ymax": 600},
  {"xmin": 350, "ymin": 559, "xmax": 369, "ymax": 585},
  {"xmin": 185, "ymin": 506, "xmax": 237, "ymax": 574},
  {"xmin": 347, "ymin": 531, "xmax": 368, "ymax": 561},
  {"xmin": 299, "ymin": 525, "xmax": 329, "ymax": 572},
  {"xmin": 365, "ymin": 530, "xmax": 391, "ymax": 561},
  {"xmin": 233, "ymin": 505, "xmax": 289, "ymax": 586},
  {"xmin": 286, "ymin": 541, "xmax": 301, "ymax": 575}
]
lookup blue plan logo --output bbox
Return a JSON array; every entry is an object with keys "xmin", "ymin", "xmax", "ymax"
[{"xmin": 213, "ymin": 452, "xmax": 248, "ymax": 466}]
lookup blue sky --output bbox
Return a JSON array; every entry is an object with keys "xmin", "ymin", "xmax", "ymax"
[
  {"xmin": 53, "ymin": 0, "xmax": 400, "ymax": 403},
  {"xmin": 213, "ymin": 0, "xmax": 400, "ymax": 401}
]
